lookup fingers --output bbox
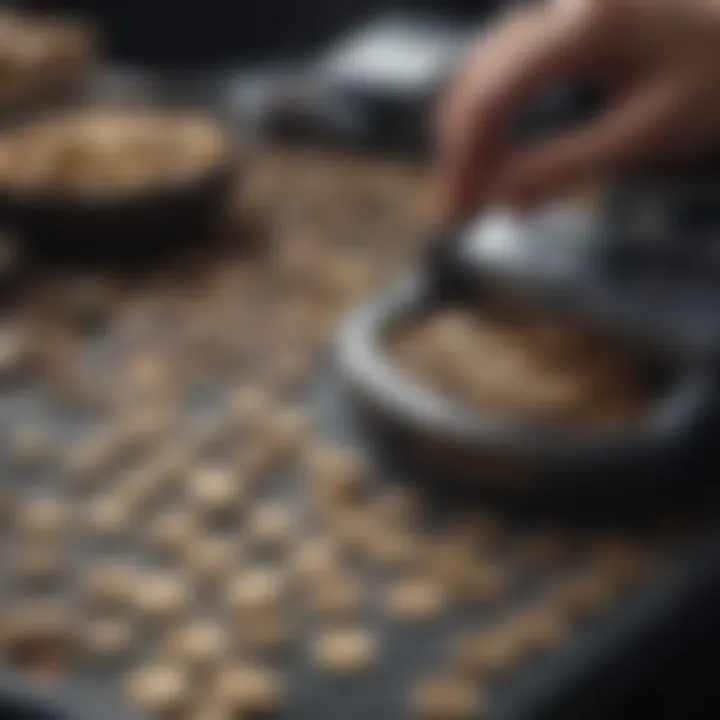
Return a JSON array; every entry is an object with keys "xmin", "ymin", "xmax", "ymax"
[
  {"xmin": 490, "ymin": 71, "xmax": 691, "ymax": 205},
  {"xmin": 437, "ymin": 1, "xmax": 606, "ymax": 218}
]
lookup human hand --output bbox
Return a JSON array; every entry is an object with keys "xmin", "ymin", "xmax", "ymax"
[{"xmin": 438, "ymin": 0, "xmax": 720, "ymax": 216}]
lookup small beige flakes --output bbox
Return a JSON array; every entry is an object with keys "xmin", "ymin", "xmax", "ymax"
[
  {"xmin": 83, "ymin": 617, "xmax": 134, "ymax": 661},
  {"xmin": 83, "ymin": 562, "xmax": 137, "ymax": 610},
  {"xmin": 83, "ymin": 494, "xmax": 130, "ymax": 539},
  {"xmin": 306, "ymin": 574, "xmax": 364, "ymax": 619},
  {"xmin": 11, "ymin": 542, "xmax": 65, "ymax": 587},
  {"xmin": 310, "ymin": 627, "xmax": 379, "ymax": 675},
  {"xmin": 373, "ymin": 486, "xmax": 422, "ymax": 526},
  {"xmin": 450, "ymin": 628, "xmax": 523, "ymax": 679},
  {"xmin": 225, "ymin": 568, "xmax": 285, "ymax": 615},
  {"xmin": 163, "ymin": 620, "xmax": 226, "ymax": 672},
  {"xmin": 135, "ymin": 572, "xmax": 192, "ymax": 622},
  {"xmin": 237, "ymin": 607, "xmax": 293, "ymax": 655},
  {"xmin": 147, "ymin": 440, "xmax": 195, "ymax": 488},
  {"xmin": 247, "ymin": 502, "xmax": 296, "ymax": 550},
  {"xmin": 187, "ymin": 465, "xmax": 242, "ymax": 520},
  {"xmin": 267, "ymin": 348, "xmax": 313, "ymax": 391},
  {"xmin": 429, "ymin": 545, "xmax": 509, "ymax": 603},
  {"xmin": 262, "ymin": 406, "xmax": 313, "ymax": 456},
  {"xmin": 385, "ymin": 577, "xmax": 447, "ymax": 623},
  {"xmin": 16, "ymin": 496, "xmax": 69, "ymax": 539},
  {"xmin": 238, "ymin": 439, "xmax": 280, "ymax": 481},
  {"xmin": 290, "ymin": 536, "xmax": 339, "ymax": 585},
  {"xmin": 119, "ymin": 466, "xmax": 163, "ymax": 511},
  {"xmin": 303, "ymin": 442, "xmax": 370, "ymax": 503},
  {"xmin": 409, "ymin": 674, "xmax": 483, "ymax": 719},
  {"xmin": 62, "ymin": 433, "xmax": 116, "ymax": 485},
  {"xmin": 325, "ymin": 508, "xmax": 375, "ymax": 555},
  {"xmin": 364, "ymin": 530, "xmax": 422, "ymax": 570},
  {"xmin": 214, "ymin": 664, "xmax": 285, "ymax": 716},
  {"xmin": 193, "ymin": 703, "xmax": 231, "ymax": 720},
  {"xmin": 125, "ymin": 663, "xmax": 189, "ymax": 715},
  {"xmin": 186, "ymin": 413, "xmax": 228, "ymax": 451},
  {"xmin": 149, "ymin": 509, "xmax": 198, "ymax": 557},
  {"xmin": 228, "ymin": 386, "xmax": 273, "ymax": 428},
  {"xmin": 125, "ymin": 354, "xmax": 172, "ymax": 400},
  {"xmin": 116, "ymin": 405, "xmax": 174, "ymax": 448},
  {"xmin": 184, "ymin": 535, "xmax": 239, "ymax": 586}
]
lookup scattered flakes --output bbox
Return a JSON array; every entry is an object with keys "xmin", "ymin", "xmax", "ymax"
[
  {"xmin": 82, "ymin": 561, "xmax": 138, "ymax": 611},
  {"xmin": 16, "ymin": 496, "xmax": 69, "ymax": 540},
  {"xmin": 408, "ymin": 674, "xmax": 484, "ymax": 719},
  {"xmin": 385, "ymin": 577, "xmax": 448, "ymax": 623},
  {"xmin": 83, "ymin": 617, "xmax": 134, "ymax": 662},
  {"xmin": 188, "ymin": 465, "xmax": 244, "ymax": 522},
  {"xmin": 306, "ymin": 573, "xmax": 364, "ymax": 620},
  {"xmin": 134, "ymin": 571, "xmax": 192, "ymax": 623},
  {"xmin": 162, "ymin": 620, "xmax": 227, "ymax": 673},
  {"xmin": 225, "ymin": 567, "xmax": 285, "ymax": 615},
  {"xmin": 184, "ymin": 535, "xmax": 240, "ymax": 586},
  {"xmin": 236, "ymin": 607, "xmax": 294, "ymax": 656},
  {"xmin": 247, "ymin": 501, "xmax": 296, "ymax": 550},
  {"xmin": 214, "ymin": 664, "xmax": 286, "ymax": 717},
  {"xmin": 450, "ymin": 627, "xmax": 523, "ymax": 679},
  {"xmin": 125, "ymin": 663, "xmax": 189, "ymax": 715},
  {"xmin": 310, "ymin": 627, "xmax": 379, "ymax": 676},
  {"xmin": 303, "ymin": 442, "xmax": 370, "ymax": 503},
  {"xmin": 509, "ymin": 605, "xmax": 569, "ymax": 655},
  {"xmin": 83, "ymin": 494, "xmax": 130, "ymax": 540},
  {"xmin": 148, "ymin": 508, "xmax": 198, "ymax": 558}
]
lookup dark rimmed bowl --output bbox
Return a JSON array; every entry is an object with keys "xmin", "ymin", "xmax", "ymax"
[
  {"xmin": 337, "ymin": 270, "xmax": 719, "ymax": 511},
  {"xmin": 0, "ymin": 105, "xmax": 241, "ymax": 261}
]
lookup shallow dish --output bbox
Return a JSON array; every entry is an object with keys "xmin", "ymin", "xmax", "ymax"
[
  {"xmin": 0, "ymin": 105, "xmax": 239, "ymax": 258},
  {"xmin": 338, "ymin": 270, "xmax": 718, "ymax": 508}
]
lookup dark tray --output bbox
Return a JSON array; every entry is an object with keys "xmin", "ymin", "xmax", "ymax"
[{"xmin": 1, "ymin": 129, "xmax": 719, "ymax": 720}]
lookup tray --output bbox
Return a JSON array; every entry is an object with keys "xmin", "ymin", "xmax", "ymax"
[{"xmin": 0, "ymin": 141, "xmax": 718, "ymax": 720}]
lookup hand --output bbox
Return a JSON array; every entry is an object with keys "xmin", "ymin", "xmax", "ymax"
[{"xmin": 438, "ymin": 0, "xmax": 720, "ymax": 216}]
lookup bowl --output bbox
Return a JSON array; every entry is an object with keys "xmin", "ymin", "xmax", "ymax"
[
  {"xmin": 337, "ymin": 270, "xmax": 719, "ymax": 511},
  {"xmin": 0, "ymin": 105, "xmax": 239, "ymax": 259}
]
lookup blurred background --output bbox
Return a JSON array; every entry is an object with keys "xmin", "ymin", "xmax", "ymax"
[
  {"xmin": 1, "ymin": 1, "xmax": 720, "ymax": 720},
  {"xmin": 18, "ymin": 0, "xmax": 499, "ymax": 69}
]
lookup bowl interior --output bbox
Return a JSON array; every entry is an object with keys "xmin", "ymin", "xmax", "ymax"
[{"xmin": 379, "ymin": 290, "xmax": 686, "ymax": 437}]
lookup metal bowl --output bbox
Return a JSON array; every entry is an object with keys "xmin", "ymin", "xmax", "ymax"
[{"xmin": 338, "ymin": 270, "xmax": 718, "ymax": 510}]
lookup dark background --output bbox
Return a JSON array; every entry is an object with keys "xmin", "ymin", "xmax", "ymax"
[{"xmin": 16, "ymin": 0, "xmax": 503, "ymax": 69}]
